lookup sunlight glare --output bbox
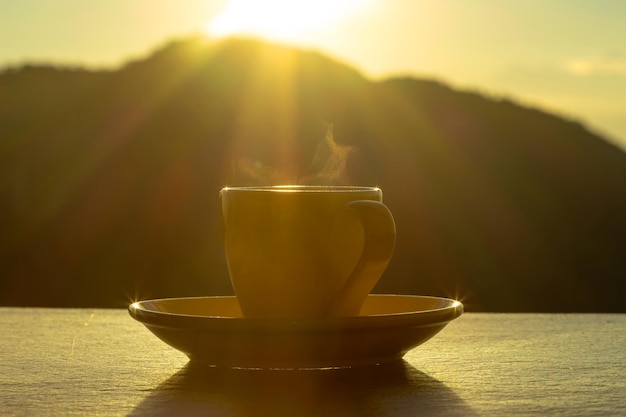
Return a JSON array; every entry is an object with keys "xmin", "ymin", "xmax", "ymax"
[{"xmin": 206, "ymin": 0, "xmax": 371, "ymax": 42}]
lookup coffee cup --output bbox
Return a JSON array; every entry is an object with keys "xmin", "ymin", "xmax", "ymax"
[{"xmin": 220, "ymin": 186, "xmax": 396, "ymax": 318}]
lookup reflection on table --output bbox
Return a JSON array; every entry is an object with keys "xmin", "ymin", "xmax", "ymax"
[{"xmin": 130, "ymin": 360, "xmax": 473, "ymax": 417}]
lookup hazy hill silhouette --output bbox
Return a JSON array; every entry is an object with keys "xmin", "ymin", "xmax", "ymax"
[{"xmin": 1, "ymin": 37, "xmax": 625, "ymax": 312}]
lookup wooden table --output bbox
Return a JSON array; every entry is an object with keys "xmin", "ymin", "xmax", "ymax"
[{"xmin": 1, "ymin": 308, "xmax": 624, "ymax": 416}]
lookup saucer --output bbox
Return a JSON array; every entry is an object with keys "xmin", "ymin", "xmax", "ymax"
[{"xmin": 128, "ymin": 294, "xmax": 463, "ymax": 369}]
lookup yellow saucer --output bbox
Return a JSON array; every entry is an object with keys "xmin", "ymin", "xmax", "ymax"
[{"xmin": 128, "ymin": 295, "xmax": 463, "ymax": 369}]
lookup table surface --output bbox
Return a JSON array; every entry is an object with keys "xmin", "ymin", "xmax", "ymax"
[{"xmin": 1, "ymin": 307, "xmax": 624, "ymax": 417}]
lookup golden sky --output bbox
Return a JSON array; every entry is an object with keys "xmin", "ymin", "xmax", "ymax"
[{"xmin": 1, "ymin": 0, "xmax": 625, "ymax": 149}]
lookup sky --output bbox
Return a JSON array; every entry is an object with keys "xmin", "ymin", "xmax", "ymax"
[{"xmin": 1, "ymin": 0, "xmax": 625, "ymax": 150}]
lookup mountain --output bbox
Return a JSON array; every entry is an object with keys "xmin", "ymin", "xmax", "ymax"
[{"xmin": 1, "ymin": 36, "xmax": 625, "ymax": 312}]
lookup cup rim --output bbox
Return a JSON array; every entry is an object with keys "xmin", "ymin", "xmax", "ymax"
[{"xmin": 221, "ymin": 185, "xmax": 381, "ymax": 193}]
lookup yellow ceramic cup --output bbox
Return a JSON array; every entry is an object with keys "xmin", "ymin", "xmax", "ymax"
[{"xmin": 220, "ymin": 186, "xmax": 396, "ymax": 318}]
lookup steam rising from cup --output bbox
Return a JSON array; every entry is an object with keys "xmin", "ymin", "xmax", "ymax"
[{"xmin": 229, "ymin": 127, "xmax": 354, "ymax": 185}]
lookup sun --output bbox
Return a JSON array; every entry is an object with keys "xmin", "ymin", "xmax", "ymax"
[{"xmin": 206, "ymin": 0, "xmax": 371, "ymax": 43}]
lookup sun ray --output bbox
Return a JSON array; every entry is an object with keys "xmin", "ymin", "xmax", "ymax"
[{"xmin": 224, "ymin": 42, "xmax": 300, "ymax": 183}]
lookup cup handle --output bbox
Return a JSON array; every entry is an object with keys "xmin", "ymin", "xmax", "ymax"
[{"xmin": 327, "ymin": 200, "xmax": 396, "ymax": 316}]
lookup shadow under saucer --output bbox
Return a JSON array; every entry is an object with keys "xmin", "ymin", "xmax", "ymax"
[{"xmin": 129, "ymin": 360, "xmax": 476, "ymax": 417}]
